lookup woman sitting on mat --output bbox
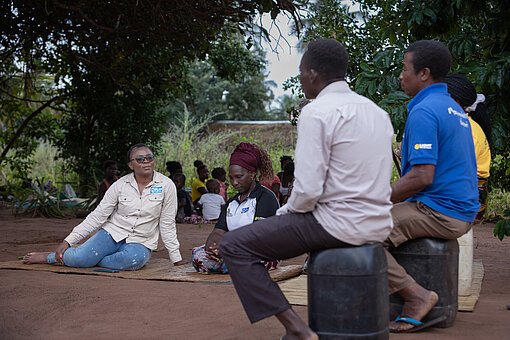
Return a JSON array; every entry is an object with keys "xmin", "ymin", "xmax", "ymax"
[
  {"xmin": 23, "ymin": 143, "xmax": 187, "ymax": 270},
  {"xmin": 192, "ymin": 142, "xmax": 280, "ymax": 273}
]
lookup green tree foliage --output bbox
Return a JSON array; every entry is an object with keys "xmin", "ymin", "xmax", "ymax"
[
  {"xmin": 494, "ymin": 209, "xmax": 510, "ymax": 241},
  {"xmin": 297, "ymin": 0, "xmax": 510, "ymax": 188},
  {"xmin": 160, "ymin": 40, "xmax": 276, "ymax": 122},
  {"xmin": 0, "ymin": 0, "xmax": 303, "ymax": 193},
  {"xmin": 0, "ymin": 51, "xmax": 63, "ymax": 180},
  {"xmin": 271, "ymin": 94, "xmax": 301, "ymax": 120}
]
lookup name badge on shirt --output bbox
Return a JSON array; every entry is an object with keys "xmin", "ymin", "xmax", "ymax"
[
  {"xmin": 241, "ymin": 207, "xmax": 249, "ymax": 213},
  {"xmin": 150, "ymin": 186, "xmax": 163, "ymax": 193}
]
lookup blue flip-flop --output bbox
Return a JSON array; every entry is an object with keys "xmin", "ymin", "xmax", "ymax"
[{"xmin": 390, "ymin": 314, "xmax": 447, "ymax": 333}]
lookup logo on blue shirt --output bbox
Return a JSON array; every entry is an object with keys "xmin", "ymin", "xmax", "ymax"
[
  {"xmin": 241, "ymin": 207, "xmax": 249, "ymax": 213},
  {"xmin": 150, "ymin": 186, "xmax": 163, "ymax": 193}
]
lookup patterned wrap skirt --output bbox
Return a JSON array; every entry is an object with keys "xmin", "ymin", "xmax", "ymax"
[{"xmin": 192, "ymin": 244, "xmax": 280, "ymax": 274}]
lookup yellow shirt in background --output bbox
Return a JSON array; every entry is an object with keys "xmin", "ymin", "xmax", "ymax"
[
  {"xmin": 469, "ymin": 117, "xmax": 491, "ymax": 178},
  {"xmin": 191, "ymin": 178, "xmax": 207, "ymax": 202}
]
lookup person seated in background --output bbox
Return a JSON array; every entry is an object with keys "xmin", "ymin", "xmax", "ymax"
[
  {"xmin": 166, "ymin": 160, "xmax": 183, "ymax": 179},
  {"xmin": 191, "ymin": 160, "xmax": 209, "ymax": 207},
  {"xmin": 276, "ymin": 155, "xmax": 293, "ymax": 182},
  {"xmin": 172, "ymin": 173, "xmax": 193, "ymax": 223},
  {"xmin": 445, "ymin": 74, "xmax": 492, "ymax": 222},
  {"xmin": 197, "ymin": 179, "xmax": 225, "ymax": 222},
  {"xmin": 191, "ymin": 142, "xmax": 280, "ymax": 274},
  {"xmin": 97, "ymin": 160, "xmax": 119, "ymax": 204},
  {"xmin": 23, "ymin": 143, "xmax": 187, "ymax": 270},
  {"xmin": 260, "ymin": 172, "xmax": 281, "ymax": 202},
  {"xmin": 279, "ymin": 161, "xmax": 294, "ymax": 205},
  {"xmin": 258, "ymin": 155, "xmax": 280, "ymax": 201},
  {"xmin": 212, "ymin": 167, "xmax": 229, "ymax": 202}
]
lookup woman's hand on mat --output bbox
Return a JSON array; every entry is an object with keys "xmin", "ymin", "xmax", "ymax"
[
  {"xmin": 205, "ymin": 243, "xmax": 222, "ymax": 262},
  {"xmin": 173, "ymin": 259, "xmax": 188, "ymax": 266},
  {"xmin": 55, "ymin": 241, "xmax": 70, "ymax": 265}
]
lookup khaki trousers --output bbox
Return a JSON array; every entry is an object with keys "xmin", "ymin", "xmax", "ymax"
[{"xmin": 385, "ymin": 201, "xmax": 472, "ymax": 294}]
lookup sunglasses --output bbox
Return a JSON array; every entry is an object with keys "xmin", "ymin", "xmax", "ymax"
[{"xmin": 131, "ymin": 155, "xmax": 155, "ymax": 164}]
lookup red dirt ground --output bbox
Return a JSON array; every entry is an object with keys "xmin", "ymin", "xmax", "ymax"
[{"xmin": 0, "ymin": 206, "xmax": 509, "ymax": 339}]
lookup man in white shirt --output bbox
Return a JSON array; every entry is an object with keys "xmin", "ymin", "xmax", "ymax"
[{"xmin": 219, "ymin": 39, "xmax": 394, "ymax": 340}]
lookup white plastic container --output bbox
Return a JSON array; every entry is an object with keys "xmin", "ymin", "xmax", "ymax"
[{"xmin": 457, "ymin": 228, "xmax": 473, "ymax": 296}]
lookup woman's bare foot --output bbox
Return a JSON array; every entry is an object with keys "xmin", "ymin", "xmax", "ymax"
[
  {"xmin": 389, "ymin": 282, "xmax": 439, "ymax": 332},
  {"xmin": 22, "ymin": 252, "xmax": 51, "ymax": 264}
]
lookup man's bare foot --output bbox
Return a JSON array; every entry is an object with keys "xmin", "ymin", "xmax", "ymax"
[
  {"xmin": 277, "ymin": 308, "xmax": 318, "ymax": 340},
  {"xmin": 281, "ymin": 333, "xmax": 318, "ymax": 340},
  {"xmin": 390, "ymin": 282, "xmax": 439, "ymax": 332},
  {"xmin": 22, "ymin": 252, "xmax": 51, "ymax": 264}
]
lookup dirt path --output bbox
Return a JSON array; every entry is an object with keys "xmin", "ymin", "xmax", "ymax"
[{"xmin": 0, "ymin": 206, "xmax": 509, "ymax": 339}]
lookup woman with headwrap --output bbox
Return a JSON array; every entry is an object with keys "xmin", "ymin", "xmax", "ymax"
[
  {"xmin": 446, "ymin": 74, "xmax": 492, "ymax": 221},
  {"xmin": 191, "ymin": 142, "xmax": 280, "ymax": 273}
]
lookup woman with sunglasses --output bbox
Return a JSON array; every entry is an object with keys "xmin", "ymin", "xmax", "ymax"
[{"xmin": 23, "ymin": 143, "xmax": 187, "ymax": 270}]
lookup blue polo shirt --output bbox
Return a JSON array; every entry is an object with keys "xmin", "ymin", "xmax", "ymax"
[{"xmin": 401, "ymin": 83, "xmax": 480, "ymax": 222}]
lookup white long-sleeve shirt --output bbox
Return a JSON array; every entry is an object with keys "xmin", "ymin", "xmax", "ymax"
[
  {"xmin": 64, "ymin": 171, "xmax": 182, "ymax": 263},
  {"xmin": 277, "ymin": 81, "xmax": 394, "ymax": 245}
]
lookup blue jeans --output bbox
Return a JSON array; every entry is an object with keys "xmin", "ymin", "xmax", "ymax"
[{"xmin": 47, "ymin": 228, "xmax": 151, "ymax": 270}]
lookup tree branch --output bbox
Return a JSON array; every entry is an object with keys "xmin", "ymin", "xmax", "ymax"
[
  {"xmin": 0, "ymin": 86, "xmax": 58, "ymax": 103},
  {"xmin": 53, "ymin": 0, "xmax": 116, "ymax": 33},
  {"xmin": 0, "ymin": 96, "xmax": 59, "ymax": 163}
]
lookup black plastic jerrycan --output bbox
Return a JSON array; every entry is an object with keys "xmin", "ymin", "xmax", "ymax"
[
  {"xmin": 308, "ymin": 243, "xmax": 389, "ymax": 340},
  {"xmin": 389, "ymin": 238, "xmax": 459, "ymax": 328}
]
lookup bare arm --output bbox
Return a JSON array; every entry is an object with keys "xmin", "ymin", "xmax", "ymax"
[{"xmin": 390, "ymin": 164, "xmax": 435, "ymax": 203}]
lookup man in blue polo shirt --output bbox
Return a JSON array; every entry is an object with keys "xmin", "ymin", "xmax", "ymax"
[{"xmin": 387, "ymin": 40, "xmax": 480, "ymax": 332}]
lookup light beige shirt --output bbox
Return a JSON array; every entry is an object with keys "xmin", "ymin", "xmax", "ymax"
[
  {"xmin": 65, "ymin": 171, "xmax": 182, "ymax": 263},
  {"xmin": 277, "ymin": 81, "xmax": 394, "ymax": 245}
]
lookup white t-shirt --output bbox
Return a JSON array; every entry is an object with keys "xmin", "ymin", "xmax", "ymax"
[{"xmin": 198, "ymin": 193, "xmax": 225, "ymax": 220}]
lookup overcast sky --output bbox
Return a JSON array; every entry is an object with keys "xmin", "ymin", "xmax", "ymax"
[{"xmin": 260, "ymin": 14, "xmax": 303, "ymax": 107}]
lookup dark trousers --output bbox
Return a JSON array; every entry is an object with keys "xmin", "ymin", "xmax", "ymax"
[{"xmin": 220, "ymin": 212, "xmax": 349, "ymax": 323}]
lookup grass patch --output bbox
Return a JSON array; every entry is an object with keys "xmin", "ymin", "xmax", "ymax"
[{"xmin": 157, "ymin": 105, "xmax": 296, "ymax": 188}]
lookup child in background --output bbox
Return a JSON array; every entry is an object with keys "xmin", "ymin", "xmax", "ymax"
[
  {"xmin": 197, "ymin": 179, "xmax": 225, "ymax": 221},
  {"xmin": 172, "ymin": 173, "xmax": 193, "ymax": 223},
  {"xmin": 277, "ymin": 156, "xmax": 293, "ymax": 182},
  {"xmin": 211, "ymin": 167, "xmax": 229, "ymax": 202},
  {"xmin": 279, "ymin": 161, "xmax": 294, "ymax": 205},
  {"xmin": 191, "ymin": 160, "xmax": 209, "ymax": 206},
  {"xmin": 97, "ymin": 160, "xmax": 119, "ymax": 204},
  {"xmin": 166, "ymin": 160, "xmax": 183, "ymax": 179}
]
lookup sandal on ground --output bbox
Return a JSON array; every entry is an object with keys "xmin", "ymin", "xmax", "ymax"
[{"xmin": 390, "ymin": 314, "xmax": 447, "ymax": 333}]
